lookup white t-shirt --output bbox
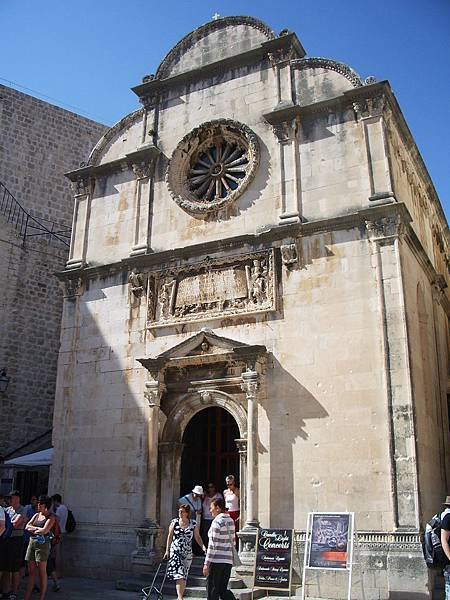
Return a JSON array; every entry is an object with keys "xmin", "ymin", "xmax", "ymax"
[
  {"xmin": 56, "ymin": 504, "xmax": 68, "ymax": 533},
  {"xmin": 224, "ymin": 489, "xmax": 239, "ymax": 512}
]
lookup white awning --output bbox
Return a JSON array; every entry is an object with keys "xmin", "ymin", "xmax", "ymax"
[{"xmin": 3, "ymin": 448, "xmax": 53, "ymax": 467}]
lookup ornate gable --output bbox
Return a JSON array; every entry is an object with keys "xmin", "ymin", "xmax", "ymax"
[{"xmin": 137, "ymin": 328, "xmax": 266, "ymax": 374}]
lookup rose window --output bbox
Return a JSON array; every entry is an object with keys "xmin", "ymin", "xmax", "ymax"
[
  {"xmin": 167, "ymin": 120, "xmax": 260, "ymax": 215},
  {"xmin": 188, "ymin": 141, "xmax": 250, "ymax": 202}
]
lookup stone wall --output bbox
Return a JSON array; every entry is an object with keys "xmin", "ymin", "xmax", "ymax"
[{"xmin": 0, "ymin": 85, "xmax": 106, "ymax": 458}]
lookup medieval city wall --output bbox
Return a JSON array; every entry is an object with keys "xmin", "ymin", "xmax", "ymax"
[{"xmin": 0, "ymin": 85, "xmax": 106, "ymax": 458}]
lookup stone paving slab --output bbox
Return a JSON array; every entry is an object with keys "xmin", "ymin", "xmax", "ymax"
[{"xmin": 19, "ymin": 577, "xmax": 141, "ymax": 599}]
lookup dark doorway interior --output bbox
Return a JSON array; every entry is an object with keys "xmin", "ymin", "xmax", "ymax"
[{"xmin": 180, "ymin": 407, "xmax": 239, "ymax": 497}]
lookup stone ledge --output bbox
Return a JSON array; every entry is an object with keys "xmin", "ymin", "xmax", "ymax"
[{"xmin": 65, "ymin": 144, "xmax": 160, "ymax": 183}]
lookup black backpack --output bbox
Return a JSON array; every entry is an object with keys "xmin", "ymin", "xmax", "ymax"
[
  {"xmin": 422, "ymin": 509, "xmax": 450, "ymax": 568},
  {"xmin": 65, "ymin": 509, "xmax": 76, "ymax": 534}
]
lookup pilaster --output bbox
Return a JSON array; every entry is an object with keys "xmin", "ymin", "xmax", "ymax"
[
  {"xmin": 354, "ymin": 94, "xmax": 394, "ymax": 205},
  {"xmin": 66, "ymin": 176, "xmax": 92, "ymax": 270},
  {"xmin": 130, "ymin": 157, "xmax": 156, "ymax": 257},
  {"xmin": 264, "ymin": 106, "xmax": 302, "ymax": 224},
  {"xmin": 366, "ymin": 214, "xmax": 420, "ymax": 530}
]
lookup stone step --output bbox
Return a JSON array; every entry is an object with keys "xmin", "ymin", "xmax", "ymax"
[{"xmin": 117, "ymin": 577, "xmax": 261, "ymax": 599}]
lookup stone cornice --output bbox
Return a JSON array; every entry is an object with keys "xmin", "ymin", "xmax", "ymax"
[
  {"xmin": 56, "ymin": 202, "xmax": 449, "ymax": 314},
  {"xmin": 131, "ymin": 33, "xmax": 305, "ymax": 100},
  {"xmin": 65, "ymin": 144, "xmax": 161, "ymax": 182},
  {"xmin": 56, "ymin": 202, "xmax": 406, "ymax": 281}
]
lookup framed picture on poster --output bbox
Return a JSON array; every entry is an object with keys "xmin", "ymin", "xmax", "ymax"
[{"xmin": 301, "ymin": 512, "xmax": 354, "ymax": 600}]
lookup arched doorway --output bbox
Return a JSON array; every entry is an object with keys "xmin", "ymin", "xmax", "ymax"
[{"xmin": 180, "ymin": 407, "xmax": 240, "ymax": 496}]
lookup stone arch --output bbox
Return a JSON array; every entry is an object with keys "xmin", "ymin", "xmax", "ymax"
[
  {"xmin": 158, "ymin": 389, "xmax": 247, "ymax": 527},
  {"xmin": 87, "ymin": 108, "xmax": 144, "ymax": 166},
  {"xmin": 161, "ymin": 389, "xmax": 247, "ymax": 444},
  {"xmin": 292, "ymin": 57, "xmax": 363, "ymax": 88},
  {"xmin": 155, "ymin": 16, "xmax": 275, "ymax": 79}
]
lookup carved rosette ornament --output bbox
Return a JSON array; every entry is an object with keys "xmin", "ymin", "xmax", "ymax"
[{"xmin": 166, "ymin": 120, "xmax": 260, "ymax": 214}]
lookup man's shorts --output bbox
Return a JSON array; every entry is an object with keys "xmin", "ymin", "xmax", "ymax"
[
  {"xmin": 2, "ymin": 536, "xmax": 25, "ymax": 572},
  {"xmin": 25, "ymin": 538, "xmax": 51, "ymax": 563}
]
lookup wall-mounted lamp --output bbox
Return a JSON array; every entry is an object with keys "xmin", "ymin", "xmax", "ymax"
[{"xmin": 0, "ymin": 369, "xmax": 10, "ymax": 393}]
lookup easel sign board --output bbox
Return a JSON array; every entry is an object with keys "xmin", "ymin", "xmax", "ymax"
[
  {"xmin": 253, "ymin": 528, "xmax": 293, "ymax": 591},
  {"xmin": 307, "ymin": 512, "xmax": 353, "ymax": 570}
]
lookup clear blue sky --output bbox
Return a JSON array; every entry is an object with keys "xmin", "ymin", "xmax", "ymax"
[{"xmin": 2, "ymin": 0, "xmax": 449, "ymax": 218}]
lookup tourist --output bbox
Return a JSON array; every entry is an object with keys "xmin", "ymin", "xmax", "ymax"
[
  {"xmin": 45, "ymin": 505, "xmax": 61, "ymax": 594},
  {"xmin": 201, "ymin": 483, "xmax": 223, "ymax": 547},
  {"xmin": 440, "ymin": 496, "xmax": 450, "ymax": 600},
  {"xmin": 178, "ymin": 485, "xmax": 204, "ymax": 521},
  {"xmin": 50, "ymin": 494, "xmax": 67, "ymax": 581},
  {"xmin": 24, "ymin": 495, "xmax": 55, "ymax": 600},
  {"xmin": 203, "ymin": 497, "xmax": 236, "ymax": 600},
  {"xmin": 164, "ymin": 504, "xmax": 206, "ymax": 600},
  {"xmin": 0, "ymin": 503, "xmax": 5, "ymax": 591},
  {"xmin": 25, "ymin": 496, "xmax": 38, "ymax": 520},
  {"xmin": 223, "ymin": 476, "xmax": 239, "ymax": 544},
  {"xmin": 2, "ymin": 490, "xmax": 27, "ymax": 600},
  {"xmin": 178, "ymin": 485, "xmax": 204, "ymax": 555},
  {"xmin": 23, "ymin": 495, "xmax": 38, "ymax": 567}
]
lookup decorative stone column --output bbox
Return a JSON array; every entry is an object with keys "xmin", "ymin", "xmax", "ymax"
[
  {"xmin": 66, "ymin": 175, "xmax": 92, "ymax": 269},
  {"xmin": 239, "ymin": 369, "xmax": 260, "ymax": 564},
  {"xmin": 144, "ymin": 378, "xmax": 166, "ymax": 522},
  {"xmin": 131, "ymin": 377, "xmax": 165, "ymax": 573},
  {"xmin": 234, "ymin": 438, "xmax": 247, "ymax": 549}
]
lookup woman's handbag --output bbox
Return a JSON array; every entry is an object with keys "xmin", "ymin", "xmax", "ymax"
[{"xmin": 227, "ymin": 523, "xmax": 242, "ymax": 567}]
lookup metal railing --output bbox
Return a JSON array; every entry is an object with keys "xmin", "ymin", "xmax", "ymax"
[{"xmin": 0, "ymin": 180, "xmax": 71, "ymax": 247}]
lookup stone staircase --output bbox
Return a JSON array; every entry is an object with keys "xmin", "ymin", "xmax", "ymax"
[{"xmin": 116, "ymin": 557, "xmax": 266, "ymax": 599}]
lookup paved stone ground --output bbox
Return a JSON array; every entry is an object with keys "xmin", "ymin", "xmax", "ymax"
[{"xmin": 18, "ymin": 577, "xmax": 142, "ymax": 599}]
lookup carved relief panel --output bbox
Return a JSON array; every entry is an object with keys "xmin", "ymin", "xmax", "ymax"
[{"xmin": 147, "ymin": 250, "xmax": 276, "ymax": 327}]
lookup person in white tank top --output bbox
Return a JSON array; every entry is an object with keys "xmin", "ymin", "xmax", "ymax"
[{"xmin": 223, "ymin": 475, "xmax": 240, "ymax": 546}]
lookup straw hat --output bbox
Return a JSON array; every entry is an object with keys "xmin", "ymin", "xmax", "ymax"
[{"xmin": 444, "ymin": 496, "xmax": 450, "ymax": 505}]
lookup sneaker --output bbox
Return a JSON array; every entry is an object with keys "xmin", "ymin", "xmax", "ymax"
[
  {"xmin": 52, "ymin": 584, "xmax": 61, "ymax": 592},
  {"xmin": 9, "ymin": 594, "xmax": 17, "ymax": 600}
]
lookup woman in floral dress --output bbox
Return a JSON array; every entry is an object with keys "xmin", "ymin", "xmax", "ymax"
[{"xmin": 164, "ymin": 504, "xmax": 206, "ymax": 600}]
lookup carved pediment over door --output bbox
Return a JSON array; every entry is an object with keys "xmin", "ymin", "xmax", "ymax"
[{"xmin": 137, "ymin": 328, "xmax": 267, "ymax": 407}]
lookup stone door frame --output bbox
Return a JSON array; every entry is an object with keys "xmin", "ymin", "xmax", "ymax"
[
  {"xmin": 137, "ymin": 329, "xmax": 267, "ymax": 554},
  {"xmin": 158, "ymin": 389, "xmax": 248, "ymax": 528}
]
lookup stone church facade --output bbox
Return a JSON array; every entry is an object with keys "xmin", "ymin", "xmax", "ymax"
[{"xmin": 51, "ymin": 17, "xmax": 449, "ymax": 598}]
